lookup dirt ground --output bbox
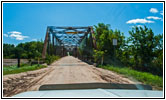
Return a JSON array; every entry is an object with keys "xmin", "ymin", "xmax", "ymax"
[{"xmin": 3, "ymin": 56, "xmax": 135, "ymax": 97}]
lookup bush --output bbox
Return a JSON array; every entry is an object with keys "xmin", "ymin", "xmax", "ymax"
[
  {"xmin": 45, "ymin": 55, "xmax": 60, "ymax": 65},
  {"xmin": 20, "ymin": 63, "xmax": 30, "ymax": 67}
]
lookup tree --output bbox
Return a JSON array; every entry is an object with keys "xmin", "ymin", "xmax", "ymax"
[
  {"xmin": 35, "ymin": 50, "xmax": 42, "ymax": 66},
  {"xmin": 93, "ymin": 23, "xmax": 126, "ymax": 65},
  {"xmin": 128, "ymin": 26, "xmax": 163, "ymax": 73},
  {"xmin": 3, "ymin": 44, "xmax": 15, "ymax": 58},
  {"xmin": 93, "ymin": 50, "xmax": 107, "ymax": 65},
  {"xmin": 3, "ymin": 41, "xmax": 44, "ymax": 66}
]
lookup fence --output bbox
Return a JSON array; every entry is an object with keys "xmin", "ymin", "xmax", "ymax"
[{"xmin": 3, "ymin": 59, "xmax": 29, "ymax": 66}]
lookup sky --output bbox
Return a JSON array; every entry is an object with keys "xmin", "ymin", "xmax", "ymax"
[{"xmin": 3, "ymin": 2, "xmax": 163, "ymax": 45}]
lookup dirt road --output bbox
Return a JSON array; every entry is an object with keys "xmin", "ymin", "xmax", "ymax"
[{"xmin": 3, "ymin": 56, "xmax": 135, "ymax": 97}]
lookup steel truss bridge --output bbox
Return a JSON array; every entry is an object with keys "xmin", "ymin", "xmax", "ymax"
[{"xmin": 42, "ymin": 26, "xmax": 96, "ymax": 61}]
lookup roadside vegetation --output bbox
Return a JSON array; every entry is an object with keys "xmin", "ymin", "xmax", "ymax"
[
  {"xmin": 3, "ymin": 40, "xmax": 60, "ymax": 75},
  {"xmin": 99, "ymin": 65, "xmax": 163, "ymax": 90},
  {"xmin": 45, "ymin": 55, "xmax": 60, "ymax": 65},
  {"xmin": 89, "ymin": 23, "xmax": 163, "ymax": 76},
  {"xmin": 78, "ymin": 23, "xmax": 163, "ymax": 89},
  {"xmin": 3, "ymin": 64, "xmax": 47, "ymax": 75},
  {"xmin": 3, "ymin": 55, "xmax": 60, "ymax": 75},
  {"xmin": 3, "ymin": 40, "xmax": 60, "ymax": 62}
]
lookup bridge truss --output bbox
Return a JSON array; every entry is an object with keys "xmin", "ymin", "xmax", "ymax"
[{"xmin": 42, "ymin": 26, "xmax": 96, "ymax": 61}]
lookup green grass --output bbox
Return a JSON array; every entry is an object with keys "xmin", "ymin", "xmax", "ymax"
[
  {"xmin": 3, "ymin": 64, "xmax": 47, "ymax": 75},
  {"xmin": 99, "ymin": 65, "xmax": 163, "ymax": 89}
]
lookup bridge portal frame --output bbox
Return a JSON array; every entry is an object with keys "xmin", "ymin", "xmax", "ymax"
[{"xmin": 42, "ymin": 26, "xmax": 96, "ymax": 59}]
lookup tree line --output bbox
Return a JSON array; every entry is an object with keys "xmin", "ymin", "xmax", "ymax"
[{"xmin": 3, "ymin": 41, "xmax": 44, "ymax": 59}]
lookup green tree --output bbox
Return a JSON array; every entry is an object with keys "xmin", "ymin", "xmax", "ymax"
[
  {"xmin": 35, "ymin": 50, "xmax": 42, "ymax": 66},
  {"xmin": 3, "ymin": 44, "xmax": 15, "ymax": 58},
  {"xmin": 93, "ymin": 23, "xmax": 126, "ymax": 65},
  {"xmin": 128, "ymin": 26, "xmax": 163, "ymax": 74},
  {"xmin": 93, "ymin": 50, "xmax": 107, "ymax": 65}
]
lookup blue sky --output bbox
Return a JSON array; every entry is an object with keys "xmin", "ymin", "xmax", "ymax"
[{"xmin": 3, "ymin": 3, "xmax": 163, "ymax": 45}]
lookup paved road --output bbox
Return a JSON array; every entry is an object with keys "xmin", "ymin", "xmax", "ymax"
[{"xmin": 28, "ymin": 56, "xmax": 134, "ymax": 91}]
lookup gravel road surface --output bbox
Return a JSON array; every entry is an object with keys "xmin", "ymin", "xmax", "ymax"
[{"xmin": 3, "ymin": 56, "xmax": 135, "ymax": 97}]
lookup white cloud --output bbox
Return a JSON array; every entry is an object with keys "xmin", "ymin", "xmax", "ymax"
[
  {"xmin": 126, "ymin": 18, "xmax": 154, "ymax": 24},
  {"xmin": 3, "ymin": 34, "xmax": 8, "ymax": 37},
  {"xmin": 8, "ymin": 31, "xmax": 22, "ymax": 35},
  {"xmin": 147, "ymin": 16, "xmax": 162, "ymax": 20},
  {"xmin": 150, "ymin": 8, "xmax": 158, "ymax": 13},
  {"xmin": 8, "ymin": 31, "xmax": 29, "ymax": 40}
]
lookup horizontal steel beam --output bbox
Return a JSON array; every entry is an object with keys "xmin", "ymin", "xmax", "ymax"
[
  {"xmin": 50, "ymin": 30, "xmax": 88, "ymax": 34},
  {"xmin": 48, "ymin": 26, "xmax": 92, "ymax": 29}
]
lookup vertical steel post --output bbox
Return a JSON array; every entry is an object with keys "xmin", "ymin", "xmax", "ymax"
[
  {"xmin": 52, "ymin": 34, "xmax": 54, "ymax": 55},
  {"xmin": 55, "ymin": 38, "xmax": 57, "ymax": 55},
  {"xmin": 90, "ymin": 27, "xmax": 95, "ymax": 62},
  {"xmin": 63, "ymin": 44, "xmax": 64, "ymax": 57},
  {"xmin": 42, "ymin": 27, "xmax": 50, "ymax": 58},
  {"xmin": 61, "ymin": 44, "xmax": 63, "ymax": 57},
  {"xmin": 76, "ymin": 44, "xmax": 77, "ymax": 57},
  {"xmin": 85, "ymin": 30, "xmax": 88, "ymax": 61},
  {"xmin": 89, "ymin": 32, "xmax": 93, "ymax": 62},
  {"xmin": 48, "ymin": 33, "xmax": 50, "ymax": 55}
]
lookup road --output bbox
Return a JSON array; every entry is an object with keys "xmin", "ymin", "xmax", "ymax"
[
  {"xmin": 3, "ymin": 56, "xmax": 135, "ymax": 97},
  {"xmin": 28, "ymin": 56, "xmax": 135, "ymax": 90}
]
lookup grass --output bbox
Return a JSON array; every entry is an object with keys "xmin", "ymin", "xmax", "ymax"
[
  {"xmin": 3, "ymin": 64, "xmax": 47, "ymax": 75},
  {"xmin": 99, "ymin": 65, "xmax": 163, "ymax": 90}
]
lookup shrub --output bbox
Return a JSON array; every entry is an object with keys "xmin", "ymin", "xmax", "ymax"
[{"xmin": 45, "ymin": 55, "xmax": 60, "ymax": 65}]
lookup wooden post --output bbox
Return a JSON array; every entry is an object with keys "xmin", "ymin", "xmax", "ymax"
[{"xmin": 17, "ymin": 56, "xmax": 20, "ymax": 68}]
